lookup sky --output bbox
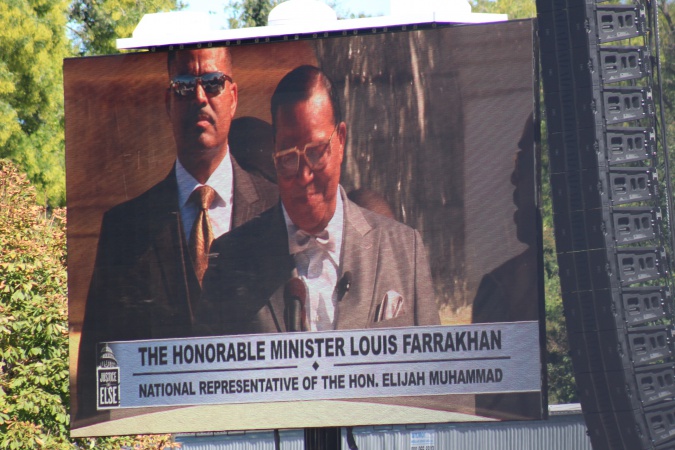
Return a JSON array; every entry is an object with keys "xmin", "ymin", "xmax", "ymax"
[{"xmin": 184, "ymin": 0, "xmax": 391, "ymax": 29}]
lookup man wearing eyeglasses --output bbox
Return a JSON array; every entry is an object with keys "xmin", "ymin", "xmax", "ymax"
[
  {"xmin": 77, "ymin": 47, "xmax": 277, "ymax": 419},
  {"xmin": 198, "ymin": 65, "xmax": 439, "ymax": 335}
]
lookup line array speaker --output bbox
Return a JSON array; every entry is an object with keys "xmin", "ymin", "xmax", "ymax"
[{"xmin": 538, "ymin": 0, "xmax": 675, "ymax": 447}]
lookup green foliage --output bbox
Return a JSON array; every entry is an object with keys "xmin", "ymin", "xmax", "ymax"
[
  {"xmin": 226, "ymin": 0, "xmax": 282, "ymax": 28},
  {"xmin": 68, "ymin": 0, "xmax": 184, "ymax": 56},
  {"xmin": 541, "ymin": 148, "xmax": 577, "ymax": 403},
  {"xmin": 0, "ymin": 0, "xmax": 71, "ymax": 207},
  {"xmin": 658, "ymin": 0, "xmax": 675, "ymax": 113},
  {"xmin": 0, "ymin": 160, "xmax": 181, "ymax": 449},
  {"xmin": 0, "ymin": 159, "xmax": 71, "ymax": 448},
  {"xmin": 471, "ymin": 0, "xmax": 536, "ymax": 19},
  {"xmin": 657, "ymin": 0, "xmax": 675, "ymax": 163},
  {"xmin": 225, "ymin": 0, "xmax": 362, "ymax": 29},
  {"xmin": 0, "ymin": 0, "xmax": 183, "ymax": 206}
]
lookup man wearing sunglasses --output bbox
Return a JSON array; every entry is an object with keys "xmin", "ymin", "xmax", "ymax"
[
  {"xmin": 198, "ymin": 65, "xmax": 439, "ymax": 335},
  {"xmin": 77, "ymin": 47, "xmax": 277, "ymax": 419}
]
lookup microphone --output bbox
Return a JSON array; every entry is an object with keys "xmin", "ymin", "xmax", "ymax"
[
  {"xmin": 338, "ymin": 271, "xmax": 352, "ymax": 301},
  {"xmin": 284, "ymin": 277, "xmax": 307, "ymax": 332}
]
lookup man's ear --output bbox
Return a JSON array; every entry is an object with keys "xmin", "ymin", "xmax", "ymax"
[
  {"xmin": 229, "ymin": 82, "xmax": 238, "ymax": 117},
  {"xmin": 337, "ymin": 121, "xmax": 347, "ymax": 162}
]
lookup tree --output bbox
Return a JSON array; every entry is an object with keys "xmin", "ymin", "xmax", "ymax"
[
  {"xmin": 658, "ymin": 0, "xmax": 675, "ymax": 113},
  {"xmin": 0, "ymin": 159, "xmax": 71, "ymax": 448},
  {"xmin": 0, "ymin": 159, "xmax": 181, "ymax": 449},
  {"xmin": 0, "ymin": 0, "xmax": 72, "ymax": 207},
  {"xmin": 657, "ymin": 0, "xmax": 675, "ymax": 157},
  {"xmin": 471, "ymin": 0, "xmax": 536, "ymax": 19},
  {"xmin": 0, "ymin": 0, "xmax": 186, "ymax": 208},
  {"xmin": 69, "ymin": 0, "xmax": 184, "ymax": 56},
  {"xmin": 227, "ymin": 0, "xmax": 282, "ymax": 28},
  {"xmin": 541, "ymin": 141, "xmax": 577, "ymax": 404},
  {"xmin": 225, "ymin": 0, "xmax": 359, "ymax": 29}
]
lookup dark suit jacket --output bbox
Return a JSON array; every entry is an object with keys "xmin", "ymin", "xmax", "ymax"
[
  {"xmin": 77, "ymin": 155, "xmax": 277, "ymax": 419},
  {"xmin": 198, "ymin": 188, "xmax": 439, "ymax": 335}
]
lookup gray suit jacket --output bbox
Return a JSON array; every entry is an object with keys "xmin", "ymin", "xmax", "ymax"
[
  {"xmin": 198, "ymin": 187, "xmax": 439, "ymax": 335},
  {"xmin": 77, "ymin": 155, "xmax": 277, "ymax": 419}
]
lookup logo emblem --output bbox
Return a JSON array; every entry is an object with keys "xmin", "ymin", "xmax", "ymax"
[{"xmin": 96, "ymin": 344, "xmax": 121, "ymax": 409}]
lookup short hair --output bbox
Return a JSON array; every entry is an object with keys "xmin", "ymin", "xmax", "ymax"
[
  {"xmin": 270, "ymin": 65, "xmax": 342, "ymax": 129},
  {"xmin": 166, "ymin": 47, "xmax": 233, "ymax": 79}
]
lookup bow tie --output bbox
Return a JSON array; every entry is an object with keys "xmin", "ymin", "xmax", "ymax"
[{"xmin": 289, "ymin": 228, "xmax": 336, "ymax": 255}]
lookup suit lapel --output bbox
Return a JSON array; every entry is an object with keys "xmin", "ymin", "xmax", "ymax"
[
  {"xmin": 231, "ymin": 155, "xmax": 261, "ymax": 228},
  {"xmin": 335, "ymin": 189, "xmax": 380, "ymax": 330},
  {"xmin": 147, "ymin": 170, "xmax": 200, "ymax": 325},
  {"xmin": 257, "ymin": 204, "xmax": 295, "ymax": 332}
]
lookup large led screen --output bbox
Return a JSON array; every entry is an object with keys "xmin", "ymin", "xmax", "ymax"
[{"xmin": 66, "ymin": 19, "xmax": 544, "ymax": 437}]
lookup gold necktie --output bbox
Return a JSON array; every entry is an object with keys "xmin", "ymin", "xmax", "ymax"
[{"xmin": 188, "ymin": 185, "xmax": 216, "ymax": 286}]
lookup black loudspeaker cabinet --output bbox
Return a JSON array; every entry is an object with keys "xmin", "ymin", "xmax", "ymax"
[{"xmin": 538, "ymin": 0, "xmax": 675, "ymax": 448}]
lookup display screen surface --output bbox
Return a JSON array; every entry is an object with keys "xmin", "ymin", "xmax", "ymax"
[{"xmin": 66, "ymin": 19, "xmax": 543, "ymax": 436}]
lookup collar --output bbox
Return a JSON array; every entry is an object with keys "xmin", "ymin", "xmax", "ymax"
[
  {"xmin": 176, "ymin": 149, "xmax": 233, "ymax": 209},
  {"xmin": 283, "ymin": 187, "xmax": 344, "ymax": 265}
]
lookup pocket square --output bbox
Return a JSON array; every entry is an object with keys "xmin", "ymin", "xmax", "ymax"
[{"xmin": 375, "ymin": 290, "xmax": 405, "ymax": 322}]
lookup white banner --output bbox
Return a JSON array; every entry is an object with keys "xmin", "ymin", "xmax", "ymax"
[{"xmin": 96, "ymin": 322, "xmax": 541, "ymax": 409}]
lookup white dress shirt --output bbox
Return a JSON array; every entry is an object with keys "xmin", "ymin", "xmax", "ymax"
[
  {"xmin": 176, "ymin": 152, "xmax": 234, "ymax": 240},
  {"xmin": 283, "ymin": 191, "xmax": 344, "ymax": 331}
]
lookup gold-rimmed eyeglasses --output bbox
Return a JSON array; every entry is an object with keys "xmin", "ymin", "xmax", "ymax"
[{"xmin": 273, "ymin": 127, "xmax": 337, "ymax": 178}]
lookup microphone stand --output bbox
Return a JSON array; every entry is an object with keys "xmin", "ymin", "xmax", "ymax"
[{"xmin": 285, "ymin": 275, "xmax": 353, "ymax": 450}]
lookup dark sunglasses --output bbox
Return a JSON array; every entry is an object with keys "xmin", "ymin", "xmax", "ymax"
[{"xmin": 169, "ymin": 72, "xmax": 232, "ymax": 97}]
